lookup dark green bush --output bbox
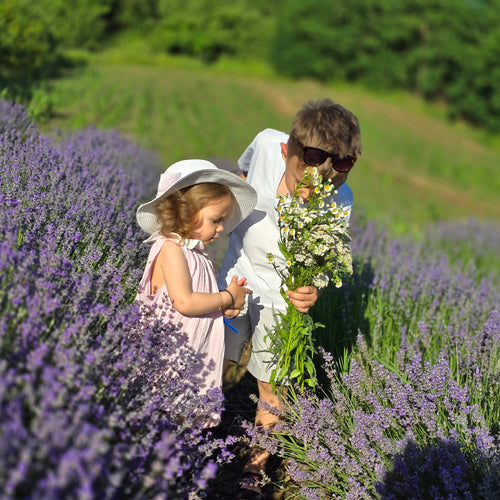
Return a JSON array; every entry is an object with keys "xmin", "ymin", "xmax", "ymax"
[
  {"xmin": 271, "ymin": 0, "xmax": 500, "ymax": 132},
  {"xmin": 148, "ymin": 0, "xmax": 277, "ymax": 62},
  {"xmin": 28, "ymin": 0, "xmax": 113, "ymax": 49},
  {"xmin": 0, "ymin": 0, "xmax": 60, "ymax": 87},
  {"xmin": 106, "ymin": 0, "xmax": 159, "ymax": 32},
  {"xmin": 0, "ymin": 0, "xmax": 113, "ymax": 111}
]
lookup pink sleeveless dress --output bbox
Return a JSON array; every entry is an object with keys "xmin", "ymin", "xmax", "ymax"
[{"xmin": 136, "ymin": 234, "xmax": 225, "ymax": 416}]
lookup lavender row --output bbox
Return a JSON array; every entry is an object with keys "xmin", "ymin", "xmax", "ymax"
[
  {"xmin": 0, "ymin": 99, "xmax": 37, "ymax": 137},
  {"xmin": 0, "ymin": 102, "xmax": 230, "ymax": 499},
  {"xmin": 249, "ymin": 220, "xmax": 499, "ymax": 498},
  {"xmin": 423, "ymin": 218, "xmax": 500, "ymax": 285}
]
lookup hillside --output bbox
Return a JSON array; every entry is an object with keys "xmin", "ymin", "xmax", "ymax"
[{"xmin": 41, "ymin": 49, "xmax": 500, "ymax": 234}]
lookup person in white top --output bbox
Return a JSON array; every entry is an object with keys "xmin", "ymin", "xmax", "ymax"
[{"xmin": 217, "ymin": 99, "xmax": 362, "ymax": 498}]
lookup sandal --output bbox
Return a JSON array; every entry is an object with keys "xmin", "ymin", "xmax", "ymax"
[{"xmin": 235, "ymin": 472, "xmax": 265, "ymax": 499}]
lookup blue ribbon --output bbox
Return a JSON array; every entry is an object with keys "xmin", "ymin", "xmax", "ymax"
[{"xmin": 224, "ymin": 317, "xmax": 239, "ymax": 333}]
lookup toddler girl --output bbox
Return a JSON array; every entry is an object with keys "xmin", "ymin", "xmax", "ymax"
[{"xmin": 135, "ymin": 159, "xmax": 257, "ymax": 425}]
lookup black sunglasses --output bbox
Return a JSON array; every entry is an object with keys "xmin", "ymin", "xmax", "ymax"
[{"xmin": 300, "ymin": 144, "xmax": 357, "ymax": 173}]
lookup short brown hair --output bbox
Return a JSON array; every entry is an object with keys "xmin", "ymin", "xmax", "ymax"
[
  {"xmin": 155, "ymin": 183, "xmax": 235, "ymax": 238},
  {"xmin": 288, "ymin": 98, "xmax": 362, "ymax": 185}
]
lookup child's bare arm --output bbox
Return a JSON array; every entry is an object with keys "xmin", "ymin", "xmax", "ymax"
[{"xmin": 159, "ymin": 241, "xmax": 251, "ymax": 315}]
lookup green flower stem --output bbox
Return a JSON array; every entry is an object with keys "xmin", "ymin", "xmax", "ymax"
[{"xmin": 270, "ymin": 299, "xmax": 318, "ymax": 392}]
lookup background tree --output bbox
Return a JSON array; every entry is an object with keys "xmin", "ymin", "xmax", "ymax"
[
  {"xmin": 0, "ymin": 0, "xmax": 60, "ymax": 89},
  {"xmin": 1, "ymin": 0, "xmax": 498, "ymax": 132},
  {"xmin": 147, "ymin": 0, "xmax": 278, "ymax": 62},
  {"xmin": 270, "ymin": 0, "xmax": 500, "ymax": 131}
]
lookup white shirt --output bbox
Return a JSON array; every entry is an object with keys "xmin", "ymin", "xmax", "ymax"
[{"xmin": 218, "ymin": 128, "xmax": 353, "ymax": 310}]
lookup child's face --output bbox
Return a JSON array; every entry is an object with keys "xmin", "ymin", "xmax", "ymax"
[
  {"xmin": 282, "ymin": 145, "xmax": 312, "ymax": 200},
  {"xmin": 281, "ymin": 142, "xmax": 348, "ymax": 197},
  {"xmin": 189, "ymin": 195, "xmax": 234, "ymax": 244}
]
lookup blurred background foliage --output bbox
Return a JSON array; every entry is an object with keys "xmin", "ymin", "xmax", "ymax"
[{"xmin": 1, "ymin": 0, "xmax": 499, "ymax": 132}]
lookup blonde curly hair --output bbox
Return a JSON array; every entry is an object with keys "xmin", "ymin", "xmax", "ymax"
[{"xmin": 155, "ymin": 183, "xmax": 235, "ymax": 239}]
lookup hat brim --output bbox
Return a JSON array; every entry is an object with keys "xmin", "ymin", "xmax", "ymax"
[{"xmin": 136, "ymin": 168, "xmax": 257, "ymax": 237}]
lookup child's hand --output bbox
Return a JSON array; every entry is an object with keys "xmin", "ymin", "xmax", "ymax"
[
  {"xmin": 223, "ymin": 308, "xmax": 240, "ymax": 319},
  {"xmin": 287, "ymin": 285, "xmax": 319, "ymax": 313},
  {"xmin": 225, "ymin": 275, "xmax": 252, "ymax": 310},
  {"xmin": 236, "ymin": 277, "xmax": 248, "ymax": 287}
]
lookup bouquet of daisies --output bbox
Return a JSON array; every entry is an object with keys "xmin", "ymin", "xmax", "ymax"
[{"xmin": 265, "ymin": 167, "xmax": 353, "ymax": 390}]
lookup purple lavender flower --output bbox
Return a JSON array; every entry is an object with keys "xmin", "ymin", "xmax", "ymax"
[
  {"xmin": 0, "ymin": 101, "xmax": 231, "ymax": 498},
  {"xmin": 243, "ymin": 218, "xmax": 499, "ymax": 498},
  {"xmin": 0, "ymin": 98, "xmax": 37, "ymax": 136}
]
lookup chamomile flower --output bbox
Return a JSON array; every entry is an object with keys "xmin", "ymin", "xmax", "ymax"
[
  {"xmin": 267, "ymin": 166, "xmax": 353, "ymax": 390},
  {"xmin": 295, "ymin": 252, "xmax": 306, "ymax": 262},
  {"xmin": 313, "ymin": 272, "xmax": 330, "ymax": 289}
]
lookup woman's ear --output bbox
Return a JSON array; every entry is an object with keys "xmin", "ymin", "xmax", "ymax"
[{"xmin": 280, "ymin": 142, "xmax": 288, "ymax": 161}]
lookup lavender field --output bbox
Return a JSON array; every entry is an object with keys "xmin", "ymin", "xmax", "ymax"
[{"xmin": 1, "ymin": 98, "xmax": 499, "ymax": 499}]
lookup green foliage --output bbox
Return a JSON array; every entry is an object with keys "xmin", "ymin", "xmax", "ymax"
[
  {"xmin": 28, "ymin": 0, "xmax": 113, "ymax": 49},
  {"xmin": 107, "ymin": 0, "xmax": 159, "ymax": 32},
  {"xmin": 0, "ymin": 0, "xmax": 60, "ymax": 87},
  {"xmin": 271, "ymin": 0, "xmax": 500, "ymax": 131},
  {"xmin": 27, "ymin": 84, "xmax": 55, "ymax": 123},
  {"xmin": 3, "ymin": 0, "xmax": 498, "ymax": 132},
  {"xmin": 0, "ymin": 0, "xmax": 113, "ymax": 107},
  {"xmin": 148, "ymin": 0, "xmax": 277, "ymax": 62},
  {"xmin": 271, "ymin": 0, "xmax": 414, "ymax": 84}
]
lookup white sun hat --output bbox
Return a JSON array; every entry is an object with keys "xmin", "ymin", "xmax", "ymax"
[{"xmin": 136, "ymin": 159, "xmax": 257, "ymax": 237}]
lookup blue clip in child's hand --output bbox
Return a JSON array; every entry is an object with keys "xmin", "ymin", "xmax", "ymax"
[{"xmin": 224, "ymin": 317, "xmax": 239, "ymax": 333}]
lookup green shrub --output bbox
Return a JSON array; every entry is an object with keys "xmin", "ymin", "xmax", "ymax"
[
  {"xmin": 107, "ymin": 0, "xmax": 159, "ymax": 32},
  {"xmin": 28, "ymin": 0, "xmax": 113, "ymax": 49},
  {"xmin": 271, "ymin": 0, "xmax": 500, "ymax": 132},
  {"xmin": 0, "ymin": 0, "xmax": 60, "ymax": 87},
  {"xmin": 149, "ymin": 0, "xmax": 276, "ymax": 62}
]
